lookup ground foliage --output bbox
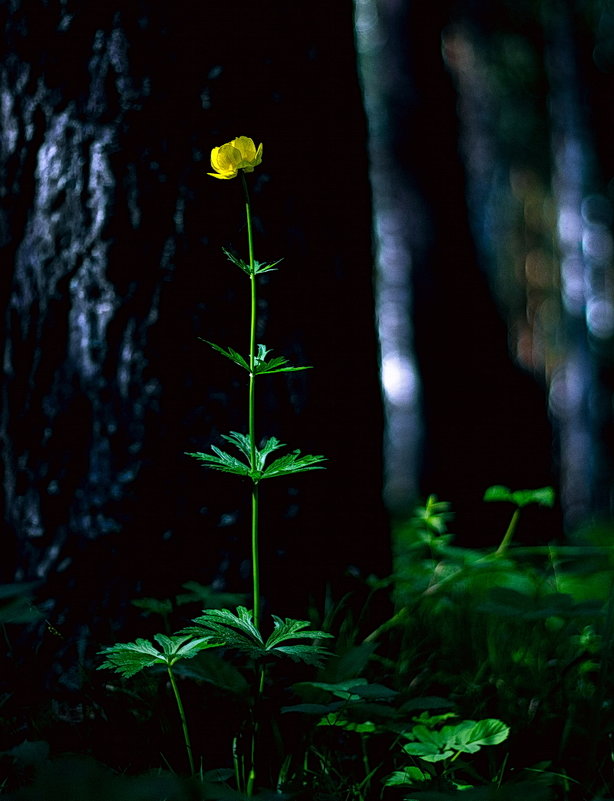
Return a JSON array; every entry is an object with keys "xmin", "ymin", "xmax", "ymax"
[{"xmin": 2, "ymin": 492, "xmax": 614, "ymax": 800}]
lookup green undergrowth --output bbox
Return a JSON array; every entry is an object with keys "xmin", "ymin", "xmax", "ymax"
[{"xmin": 2, "ymin": 489, "xmax": 614, "ymax": 800}]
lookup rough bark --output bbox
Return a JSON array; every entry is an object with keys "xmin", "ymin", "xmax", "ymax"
[{"xmin": 0, "ymin": 1, "xmax": 388, "ymax": 641}]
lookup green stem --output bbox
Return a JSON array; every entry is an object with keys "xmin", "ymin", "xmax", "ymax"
[
  {"xmin": 241, "ymin": 172, "xmax": 261, "ymax": 633},
  {"xmin": 232, "ymin": 736, "xmax": 243, "ymax": 792},
  {"xmin": 495, "ymin": 507, "xmax": 521, "ymax": 555},
  {"xmin": 167, "ymin": 663, "xmax": 195, "ymax": 775},
  {"xmin": 246, "ymin": 665, "xmax": 266, "ymax": 797},
  {"xmin": 251, "ymin": 482, "xmax": 261, "ymax": 631}
]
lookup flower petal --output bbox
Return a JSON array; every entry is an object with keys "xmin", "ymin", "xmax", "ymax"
[
  {"xmin": 208, "ymin": 137, "xmax": 262, "ymax": 179},
  {"xmin": 231, "ymin": 136, "xmax": 256, "ymax": 162}
]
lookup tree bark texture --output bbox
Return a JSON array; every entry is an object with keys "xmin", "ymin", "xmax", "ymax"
[
  {"xmin": 0, "ymin": 1, "xmax": 388, "ymax": 636},
  {"xmin": 375, "ymin": 0, "xmax": 559, "ymax": 543}
]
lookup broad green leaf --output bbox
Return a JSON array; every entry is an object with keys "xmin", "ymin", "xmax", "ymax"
[
  {"xmin": 483, "ymin": 485, "xmax": 555, "ymax": 508},
  {"xmin": 510, "ymin": 486, "xmax": 555, "ymax": 508},
  {"xmin": 408, "ymin": 724, "xmax": 448, "ymax": 749},
  {"xmin": 483, "ymin": 485, "xmax": 514, "ymax": 503},
  {"xmin": 404, "ymin": 718, "xmax": 510, "ymax": 760},
  {"xmin": 403, "ymin": 742, "xmax": 453, "ymax": 762},
  {"xmin": 441, "ymin": 721, "xmax": 481, "ymax": 753},
  {"xmin": 384, "ymin": 767, "xmax": 430, "ymax": 787},
  {"xmin": 459, "ymin": 718, "xmax": 510, "ymax": 749}
]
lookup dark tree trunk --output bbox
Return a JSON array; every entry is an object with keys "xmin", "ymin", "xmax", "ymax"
[
  {"xmin": 375, "ymin": 0, "xmax": 558, "ymax": 544},
  {"xmin": 0, "ymin": 1, "xmax": 388, "ymax": 646}
]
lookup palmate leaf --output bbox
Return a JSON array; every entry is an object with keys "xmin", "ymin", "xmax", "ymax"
[
  {"xmin": 266, "ymin": 616, "xmax": 331, "ymax": 648},
  {"xmin": 253, "ymin": 344, "xmax": 313, "ymax": 375},
  {"xmin": 184, "ymin": 607, "xmax": 333, "ymax": 667},
  {"xmin": 220, "ymin": 431, "xmax": 285, "ymax": 470},
  {"xmin": 185, "ymin": 445, "xmax": 252, "ymax": 477},
  {"xmin": 273, "ymin": 643, "xmax": 331, "ymax": 667},
  {"xmin": 266, "ymin": 616, "xmax": 333, "ymax": 667},
  {"xmin": 187, "ymin": 432, "xmax": 326, "ymax": 480},
  {"xmin": 260, "ymin": 450, "xmax": 327, "ymax": 479},
  {"xmin": 222, "ymin": 247, "xmax": 250, "ymax": 275},
  {"xmin": 222, "ymin": 247, "xmax": 283, "ymax": 276},
  {"xmin": 201, "ymin": 339, "xmax": 250, "ymax": 371},
  {"xmin": 202, "ymin": 341, "xmax": 312, "ymax": 376},
  {"xmin": 253, "ymin": 257, "xmax": 284, "ymax": 274},
  {"xmin": 97, "ymin": 633, "xmax": 219, "ymax": 678},
  {"xmin": 182, "ymin": 607, "xmax": 265, "ymax": 659}
]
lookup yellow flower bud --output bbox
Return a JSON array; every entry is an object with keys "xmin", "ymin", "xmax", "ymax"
[{"xmin": 208, "ymin": 136, "xmax": 263, "ymax": 180}]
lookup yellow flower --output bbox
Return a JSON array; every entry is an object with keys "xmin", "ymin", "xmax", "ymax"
[{"xmin": 208, "ymin": 136, "xmax": 263, "ymax": 180}]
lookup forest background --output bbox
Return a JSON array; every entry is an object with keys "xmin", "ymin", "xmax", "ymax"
[{"xmin": 2, "ymin": 0, "xmax": 614, "ymax": 794}]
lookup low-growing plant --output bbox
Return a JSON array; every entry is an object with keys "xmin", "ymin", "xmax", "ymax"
[
  {"xmin": 97, "ymin": 137, "xmax": 332, "ymax": 796},
  {"xmin": 384, "ymin": 713, "xmax": 510, "ymax": 794}
]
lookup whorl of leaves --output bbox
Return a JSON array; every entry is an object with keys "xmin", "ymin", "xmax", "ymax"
[
  {"xmin": 97, "ymin": 634, "xmax": 220, "ymax": 678},
  {"xmin": 186, "ymin": 431, "xmax": 326, "ymax": 480},
  {"xmin": 181, "ymin": 606, "xmax": 333, "ymax": 668}
]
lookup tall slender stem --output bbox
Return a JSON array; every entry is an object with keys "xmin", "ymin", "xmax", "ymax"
[
  {"xmin": 167, "ymin": 664, "xmax": 195, "ymax": 775},
  {"xmin": 251, "ymin": 481, "xmax": 261, "ymax": 631},
  {"xmin": 242, "ymin": 173, "xmax": 262, "ymax": 796},
  {"xmin": 242, "ymin": 173, "xmax": 261, "ymax": 632}
]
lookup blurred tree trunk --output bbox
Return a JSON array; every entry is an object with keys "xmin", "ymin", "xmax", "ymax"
[
  {"xmin": 0, "ymin": 1, "xmax": 388, "ymax": 641},
  {"xmin": 544, "ymin": 0, "xmax": 614, "ymax": 530},
  {"xmin": 372, "ymin": 0, "xmax": 558, "ymax": 543}
]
